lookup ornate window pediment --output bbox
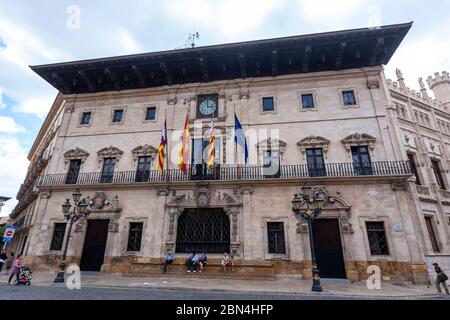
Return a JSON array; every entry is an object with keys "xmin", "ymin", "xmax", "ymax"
[
  {"xmin": 97, "ymin": 146, "xmax": 124, "ymax": 167},
  {"xmin": 341, "ymin": 133, "xmax": 376, "ymax": 152},
  {"xmin": 131, "ymin": 145, "xmax": 157, "ymax": 162},
  {"xmin": 256, "ymin": 138, "xmax": 287, "ymax": 154},
  {"xmin": 63, "ymin": 148, "xmax": 89, "ymax": 168},
  {"xmin": 297, "ymin": 136, "xmax": 330, "ymax": 159}
]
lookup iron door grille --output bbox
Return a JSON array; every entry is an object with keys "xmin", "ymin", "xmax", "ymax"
[{"xmin": 176, "ymin": 209, "xmax": 230, "ymax": 253}]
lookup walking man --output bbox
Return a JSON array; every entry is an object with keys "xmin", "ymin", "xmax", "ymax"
[{"xmin": 433, "ymin": 262, "xmax": 449, "ymax": 294}]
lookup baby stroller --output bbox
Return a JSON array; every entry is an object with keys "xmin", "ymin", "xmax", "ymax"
[{"xmin": 14, "ymin": 266, "xmax": 32, "ymax": 286}]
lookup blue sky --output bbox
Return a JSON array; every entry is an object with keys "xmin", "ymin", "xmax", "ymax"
[{"xmin": 0, "ymin": 0, "xmax": 449, "ymax": 215}]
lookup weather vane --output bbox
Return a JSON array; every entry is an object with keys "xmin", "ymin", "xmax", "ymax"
[{"xmin": 186, "ymin": 31, "xmax": 200, "ymax": 48}]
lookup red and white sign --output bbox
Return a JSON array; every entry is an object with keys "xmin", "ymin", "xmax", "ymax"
[{"xmin": 2, "ymin": 226, "xmax": 16, "ymax": 243}]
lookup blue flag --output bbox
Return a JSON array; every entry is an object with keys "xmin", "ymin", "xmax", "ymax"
[{"xmin": 234, "ymin": 113, "xmax": 249, "ymax": 164}]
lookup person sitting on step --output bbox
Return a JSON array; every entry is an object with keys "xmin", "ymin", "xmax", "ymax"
[
  {"xmin": 162, "ymin": 250, "xmax": 175, "ymax": 273},
  {"xmin": 221, "ymin": 252, "xmax": 235, "ymax": 272},
  {"xmin": 199, "ymin": 253, "xmax": 208, "ymax": 272},
  {"xmin": 186, "ymin": 252, "xmax": 199, "ymax": 273}
]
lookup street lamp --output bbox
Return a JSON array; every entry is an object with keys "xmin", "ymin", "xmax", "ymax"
[
  {"xmin": 54, "ymin": 189, "xmax": 90, "ymax": 284},
  {"xmin": 292, "ymin": 183, "xmax": 324, "ymax": 292}
]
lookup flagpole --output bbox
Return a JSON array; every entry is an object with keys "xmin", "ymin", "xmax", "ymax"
[
  {"xmin": 165, "ymin": 109, "xmax": 170, "ymax": 182},
  {"xmin": 234, "ymin": 104, "xmax": 241, "ymax": 179}
]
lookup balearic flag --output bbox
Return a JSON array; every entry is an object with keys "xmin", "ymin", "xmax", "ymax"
[
  {"xmin": 157, "ymin": 119, "xmax": 167, "ymax": 173},
  {"xmin": 234, "ymin": 113, "xmax": 249, "ymax": 164},
  {"xmin": 178, "ymin": 115, "xmax": 190, "ymax": 173},
  {"xmin": 207, "ymin": 116, "xmax": 216, "ymax": 171}
]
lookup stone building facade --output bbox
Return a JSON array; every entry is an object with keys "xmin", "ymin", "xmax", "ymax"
[
  {"xmin": 8, "ymin": 23, "xmax": 448, "ymax": 284},
  {"xmin": 387, "ymin": 70, "xmax": 450, "ymax": 273}
]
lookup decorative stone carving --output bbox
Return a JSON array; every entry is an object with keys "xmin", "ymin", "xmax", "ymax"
[
  {"xmin": 131, "ymin": 145, "xmax": 157, "ymax": 163},
  {"xmin": 79, "ymin": 192, "xmax": 122, "ymax": 233},
  {"xmin": 392, "ymin": 182, "xmax": 407, "ymax": 191},
  {"xmin": 239, "ymin": 90, "xmax": 249, "ymax": 100},
  {"xmin": 165, "ymin": 185, "xmax": 243, "ymax": 255},
  {"xmin": 367, "ymin": 79, "xmax": 380, "ymax": 89},
  {"xmin": 295, "ymin": 186, "xmax": 353, "ymax": 234},
  {"xmin": 257, "ymin": 138, "xmax": 287, "ymax": 155},
  {"xmin": 97, "ymin": 146, "xmax": 124, "ymax": 167},
  {"xmin": 341, "ymin": 133, "xmax": 376, "ymax": 154},
  {"xmin": 167, "ymin": 96, "xmax": 177, "ymax": 105},
  {"xmin": 65, "ymin": 104, "xmax": 75, "ymax": 113},
  {"xmin": 91, "ymin": 192, "xmax": 107, "ymax": 209},
  {"xmin": 193, "ymin": 182, "xmax": 211, "ymax": 208},
  {"xmin": 340, "ymin": 217, "xmax": 354, "ymax": 234},
  {"xmin": 297, "ymin": 136, "xmax": 330, "ymax": 159},
  {"xmin": 63, "ymin": 148, "xmax": 89, "ymax": 168}
]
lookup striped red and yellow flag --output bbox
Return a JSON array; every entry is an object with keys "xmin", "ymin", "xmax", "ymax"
[
  {"xmin": 178, "ymin": 115, "xmax": 190, "ymax": 173},
  {"xmin": 207, "ymin": 117, "xmax": 215, "ymax": 171},
  {"xmin": 157, "ymin": 119, "xmax": 167, "ymax": 173}
]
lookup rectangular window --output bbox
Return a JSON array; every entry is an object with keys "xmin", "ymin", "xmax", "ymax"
[
  {"xmin": 425, "ymin": 216, "xmax": 440, "ymax": 253},
  {"xmin": 301, "ymin": 94, "xmax": 315, "ymax": 109},
  {"xmin": 81, "ymin": 112, "xmax": 91, "ymax": 125},
  {"xmin": 263, "ymin": 149, "xmax": 280, "ymax": 178},
  {"xmin": 135, "ymin": 156, "xmax": 151, "ymax": 182},
  {"xmin": 191, "ymin": 138, "xmax": 220, "ymax": 179},
  {"xmin": 267, "ymin": 222, "xmax": 286, "ymax": 254},
  {"xmin": 351, "ymin": 146, "xmax": 372, "ymax": 175},
  {"xmin": 342, "ymin": 90, "xmax": 356, "ymax": 106},
  {"xmin": 407, "ymin": 153, "xmax": 421, "ymax": 185},
  {"xmin": 127, "ymin": 222, "xmax": 143, "ymax": 252},
  {"xmin": 65, "ymin": 159, "xmax": 81, "ymax": 185},
  {"xmin": 366, "ymin": 222, "xmax": 389, "ymax": 255},
  {"xmin": 262, "ymin": 97, "xmax": 275, "ymax": 112},
  {"xmin": 145, "ymin": 107, "xmax": 157, "ymax": 121},
  {"xmin": 100, "ymin": 158, "xmax": 116, "ymax": 183},
  {"xmin": 50, "ymin": 223, "xmax": 67, "ymax": 251},
  {"xmin": 306, "ymin": 148, "xmax": 326, "ymax": 177},
  {"xmin": 431, "ymin": 159, "xmax": 446, "ymax": 190},
  {"xmin": 112, "ymin": 109, "xmax": 124, "ymax": 123}
]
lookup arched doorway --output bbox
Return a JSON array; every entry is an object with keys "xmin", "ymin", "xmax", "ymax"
[{"xmin": 176, "ymin": 208, "xmax": 230, "ymax": 253}]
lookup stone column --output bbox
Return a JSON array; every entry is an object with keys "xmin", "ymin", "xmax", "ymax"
[
  {"xmin": 240, "ymin": 186, "xmax": 253, "ymax": 260},
  {"xmin": 155, "ymin": 188, "xmax": 169, "ymax": 257}
]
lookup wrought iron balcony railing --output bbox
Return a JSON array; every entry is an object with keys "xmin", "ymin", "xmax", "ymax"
[{"xmin": 35, "ymin": 161, "xmax": 412, "ymax": 187}]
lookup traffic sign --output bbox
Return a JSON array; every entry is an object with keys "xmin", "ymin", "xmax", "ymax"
[{"xmin": 2, "ymin": 226, "xmax": 16, "ymax": 243}]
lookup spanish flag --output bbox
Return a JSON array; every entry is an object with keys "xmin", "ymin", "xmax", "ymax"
[
  {"xmin": 178, "ymin": 115, "xmax": 190, "ymax": 173},
  {"xmin": 157, "ymin": 119, "xmax": 167, "ymax": 173},
  {"xmin": 207, "ymin": 117, "xmax": 215, "ymax": 172}
]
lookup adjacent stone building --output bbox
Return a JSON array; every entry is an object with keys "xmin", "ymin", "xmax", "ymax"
[{"xmin": 8, "ymin": 22, "xmax": 449, "ymax": 284}]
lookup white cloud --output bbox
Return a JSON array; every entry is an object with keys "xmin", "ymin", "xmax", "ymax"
[
  {"xmin": 298, "ymin": 0, "xmax": 371, "ymax": 26},
  {"xmin": 13, "ymin": 96, "xmax": 54, "ymax": 119},
  {"xmin": 0, "ymin": 88, "xmax": 6, "ymax": 109},
  {"xmin": 0, "ymin": 135, "xmax": 29, "ymax": 216},
  {"xmin": 0, "ymin": 116, "xmax": 26, "ymax": 133},
  {"xmin": 385, "ymin": 19, "xmax": 450, "ymax": 94},
  {"xmin": 164, "ymin": 0, "xmax": 285, "ymax": 39},
  {"xmin": 0, "ymin": 18, "xmax": 71, "ymax": 73},
  {"xmin": 117, "ymin": 29, "xmax": 142, "ymax": 54}
]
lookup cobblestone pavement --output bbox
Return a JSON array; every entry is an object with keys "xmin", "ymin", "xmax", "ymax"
[{"xmin": 0, "ymin": 283, "xmax": 448, "ymax": 300}]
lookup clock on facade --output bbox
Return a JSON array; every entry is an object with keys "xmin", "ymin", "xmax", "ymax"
[{"xmin": 197, "ymin": 94, "xmax": 219, "ymax": 118}]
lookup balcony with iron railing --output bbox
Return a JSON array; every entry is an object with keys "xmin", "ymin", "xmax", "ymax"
[{"xmin": 36, "ymin": 161, "xmax": 412, "ymax": 187}]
